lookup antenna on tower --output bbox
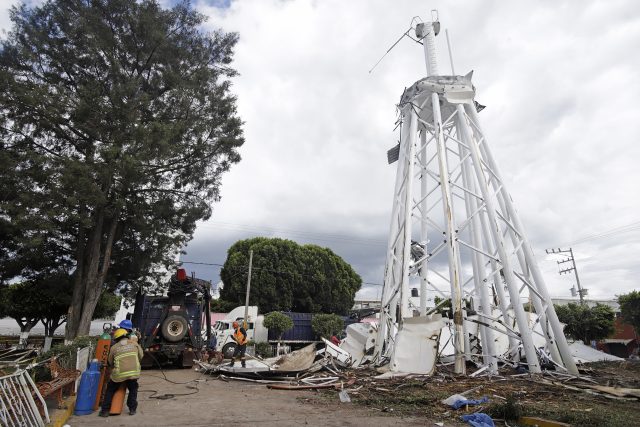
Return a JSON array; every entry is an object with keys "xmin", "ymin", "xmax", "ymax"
[{"xmin": 368, "ymin": 16, "xmax": 429, "ymax": 74}]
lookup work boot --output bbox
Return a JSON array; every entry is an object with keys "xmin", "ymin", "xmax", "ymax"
[
  {"xmin": 228, "ymin": 362, "xmax": 234, "ymax": 367},
  {"xmin": 98, "ymin": 411, "xmax": 109, "ymax": 417},
  {"xmin": 129, "ymin": 409, "xmax": 136, "ymax": 416},
  {"xmin": 241, "ymin": 362, "xmax": 246, "ymax": 368}
]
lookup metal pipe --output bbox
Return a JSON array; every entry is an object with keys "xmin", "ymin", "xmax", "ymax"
[
  {"xmin": 243, "ymin": 250, "xmax": 253, "ymax": 329},
  {"xmin": 400, "ymin": 108, "xmax": 418, "ymax": 319},
  {"xmin": 419, "ymin": 131, "xmax": 429, "ymax": 316},
  {"xmin": 445, "ymin": 29, "xmax": 455, "ymax": 75},
  {"xmin": 422, "ymin": 22, "xmax": 439, "ymax": 76}
]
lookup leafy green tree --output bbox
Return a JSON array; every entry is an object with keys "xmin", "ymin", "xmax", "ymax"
[
  {"xmin": 0, "ymin": 0, "xmax": 243, "ymax": 339},
  {"xmin": 263, "ymin": 311, "xmax": 293, "ymax": 355},
  {"xmin": 263, "ymin": 312, "xmax": 294, "ymax": 340},
  {"xmin": 210, "ymin": 298, "xmax": 237, "ymax": 313},
  {"xmin": 0, "ymin": 282, "xmax": 40, "ymax": 336},
  {"xmin": 220, "ymin": 238, "xmax": 361, "ymax": 315},
  {"xmin": 555, "ymin": 303, "xmax": 615, "ymax": 344},
  {"xmin": 311, "ymin": 313, "xmax": 344, "ymax": 339},
  {"xmin": 618, "ymin": 290, "xmax": 640, "ymax": 334},
  {"xmin": 0, "ymin": 277, "xmax": 121, "ymax": 340},
  {"xmin": 92, "ymin": 292, "xmax": 122, "ymax": 322}
]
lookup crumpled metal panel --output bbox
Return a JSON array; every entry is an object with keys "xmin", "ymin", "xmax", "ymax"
[
  {"xmin": 390, "ymin": 315, "xmax": 444, "ymax": 374},
  {"xmin": 340, "ymin": 322, "xmax": 377, "ymax": 367}
]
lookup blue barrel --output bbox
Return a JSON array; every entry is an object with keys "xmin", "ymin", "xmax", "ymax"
[{"xmin": 74, "ymin": 360, "xmax": 101, "ymax": 415}]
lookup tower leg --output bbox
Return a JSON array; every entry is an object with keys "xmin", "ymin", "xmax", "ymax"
[
  {"xmin": 419, "ymin": 131, "xmax": 429, "ymax": 317},
  {"xmin": 456, "ymin": 104, "xmax": 541, "ymax": 373},
  {"xmin": 455, "ymin": 116, "xmax": 497, "ymax": 373},
  {"xmin": 464, "ymin": 104, "xmax": 578, "ymax": 375},
  {"xmin": 433, "ymin": 93, "xmax": 465, "ymax": 374}
]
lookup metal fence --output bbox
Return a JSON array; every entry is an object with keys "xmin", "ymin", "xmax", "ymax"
[
  {"xmin": 0, "ymin": 343, "xmax": 92, "ymax": 426},
  {"xmin": 0, "ymin": 369, "xmax": 48, "ymax": 427}
]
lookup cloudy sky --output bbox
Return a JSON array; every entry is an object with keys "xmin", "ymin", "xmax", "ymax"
[{"xmin": 2, "ymin": 0, "xmax": 639, "ymax": 302}]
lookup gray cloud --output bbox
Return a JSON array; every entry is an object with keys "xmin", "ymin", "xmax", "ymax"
[{"xmin": 2, "ymin": 0, "xmax": 638, "ymax": 302}]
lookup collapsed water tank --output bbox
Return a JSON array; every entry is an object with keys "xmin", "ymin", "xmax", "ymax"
[{"xmin": 74, "ymin": 360, "xmax": 101, "ymax": 415}]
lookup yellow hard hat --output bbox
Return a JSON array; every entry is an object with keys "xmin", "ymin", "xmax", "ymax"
[{"xmin": 113, "ymin": 328, "xmax": 128, "ymax": 340}]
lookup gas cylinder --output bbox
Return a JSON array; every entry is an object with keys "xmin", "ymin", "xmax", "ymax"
[
  {"xmin": 109, "ymin": 384, "xmax": 126, "ymax": 415},
  {"xmin": 93, "ymin": 323, "xmax": 113, "ymax": 410},
  {"xmin": 74, "ymin": 360, "xmax": 101, "ymax": 415}
]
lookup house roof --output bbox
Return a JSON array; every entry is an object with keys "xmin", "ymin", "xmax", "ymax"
[{"xmin": 601, "ymin": 338, "xmax": 635, "ymax": 345}]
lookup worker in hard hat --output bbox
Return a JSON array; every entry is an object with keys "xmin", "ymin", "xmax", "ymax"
[
  {"xmin": 98, "ymin": 328, "xmax": 144, "ymax": 417},
  {"xmin": 229, "ymin": 321, "xmax": 247, "ymax": 368},
  {"xmin": 118, "ymin": 319, "xmax": 133, "ymax": 333},
  {"xmin": 118, "ymin": 319, "xmax": 141, "ymax": 341}
]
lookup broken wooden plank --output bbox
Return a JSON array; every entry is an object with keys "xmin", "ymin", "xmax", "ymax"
[
  {"xmin": 589, "ymin": 385, "xmax": 640, "ymax": 398},
  {"xmin": 267, "ymin": 383, "xmax": 340, "ymax": 390}
]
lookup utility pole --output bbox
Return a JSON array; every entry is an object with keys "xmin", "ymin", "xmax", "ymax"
[
  {"xmin": 545, "ymin": 247, "xmax": 587, "ymax": 305},
  {"xmin": 243, "ymin": 250, "xmax": 253, "ymax": 327}
]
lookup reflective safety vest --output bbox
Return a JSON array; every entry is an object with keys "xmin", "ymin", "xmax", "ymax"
[
  {"xmin": 234, "ymin": 327, "xmax": 247, "ymax": 346},
  {"xmin": 108, "ymin": 339, "xmax": 143, "ymax": 382}
]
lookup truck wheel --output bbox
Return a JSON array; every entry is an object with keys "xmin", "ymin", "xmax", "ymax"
[
  {"xmin": 161, "ymin": 315, "xmax": 188, "ymax": 342},
  {"xmin": 222, "ymin": 343, "xmax": 237, "ymax": 359}
]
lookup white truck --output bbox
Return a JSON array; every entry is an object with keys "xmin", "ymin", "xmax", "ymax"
[
  {"xmin": 212, "ymin": 306, "xmax": 267, "ymax": 358},
  {"xmin": 212, "ymin": 306, "xmax": 315, "ymax": 359}
]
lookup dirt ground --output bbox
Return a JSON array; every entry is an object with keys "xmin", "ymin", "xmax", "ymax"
[
  {"xmin": 65, "ymin": 368, "xmax": 461, "ymax": 427},
  {"xmin": 66, "ymin": 361, "xmax": 640, "ymax": 427}
]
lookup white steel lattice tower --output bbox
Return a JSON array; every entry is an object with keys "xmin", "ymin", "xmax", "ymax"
[{"xmin": 374, "ymin": 18, "xmax": 578, "ymax": 375}]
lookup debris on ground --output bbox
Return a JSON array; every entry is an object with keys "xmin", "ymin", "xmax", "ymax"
[
  {"xmin": 195, "ymin": 340, "xmax": 640, "ymax": 427},
  {"xmin": 460, "ymin": 413, "xmax": 495, "ymax": 427}
]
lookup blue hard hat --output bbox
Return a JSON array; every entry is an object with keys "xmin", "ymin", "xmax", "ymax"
[{"xmin": 119, "ymin": 319, "xmax": 133, "ymax": 330}]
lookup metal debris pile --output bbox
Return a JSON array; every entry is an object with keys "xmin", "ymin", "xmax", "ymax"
[
  {"xmin": 196, "ymin": 342, "xmax": 640, "ymax": 426},
  {"xmin": 0, "ymin": 347, "xmax": 38, "ymax": 374}
]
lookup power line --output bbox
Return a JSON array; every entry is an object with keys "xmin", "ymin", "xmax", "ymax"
[{"xmin": 558, "ymin": 220, "xmax": 640, "ymax": 246}]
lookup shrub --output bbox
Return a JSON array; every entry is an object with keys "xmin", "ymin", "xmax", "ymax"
[
  {"xmin": 311, "ymin": 313, "xmax": 344, "ymax": 339},
  {"xmin": 254, "ymin": 342, "xmax": 273, "ymax": 358}
]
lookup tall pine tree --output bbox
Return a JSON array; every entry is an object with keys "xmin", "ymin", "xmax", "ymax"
[{"xmin": 0, "ymin": 0, "xmax": 244, "ymax": 340}]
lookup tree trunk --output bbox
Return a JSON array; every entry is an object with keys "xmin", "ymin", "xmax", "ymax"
[
  {"xmin": 18, "ymin": 318, "xmax": 38, "ymax": 348},
  {"xmin": 65, "ymin": 208, "xmax": 119, "ymax": 341},
  {"xmin": 43, "ymin": 317, "xmax": 64, "ymax": 337},
  {"xmin": 65, "ymin": 213, "xmax": 88, "ymax": 343}
]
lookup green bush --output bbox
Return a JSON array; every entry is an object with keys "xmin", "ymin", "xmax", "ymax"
[
  {"xmin": 254, "ymin": 342, "xmax": 273, "ymax": 358},
  {"xmin": 263, "ymin": 312, "xmax": 294, "ymax": 340},
  {"xmin": 311, "ymin": 313, "xmax": 344, "ymax": 339}
]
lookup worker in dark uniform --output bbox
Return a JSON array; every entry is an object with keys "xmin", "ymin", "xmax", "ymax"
[
  {"xmin": 99, "ymin": 328, "xmax": 143, "ymax": 417},
  {"xmin": 229, "ymin": 321, "xmax": 247, "ymax": 368}
]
